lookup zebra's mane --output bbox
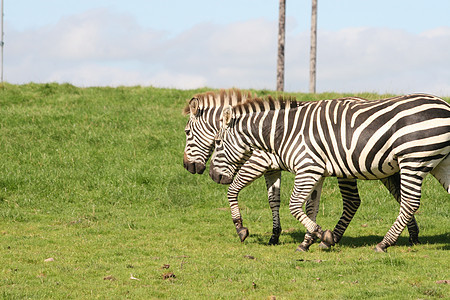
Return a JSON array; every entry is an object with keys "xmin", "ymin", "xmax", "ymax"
[
  {"xmin": 231, "ymin": 95, "xmax": 371, "ymax": 116},
  {"xmin": 183, "ymin": 89, "xmax": 253, "ymax": 115},
  {"xmin": 231, "ymin": 95, "xmax": 304, "ymax": 116}
]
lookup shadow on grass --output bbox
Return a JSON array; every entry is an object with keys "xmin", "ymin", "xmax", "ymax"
[
  {"xmin": 338, "ymin": 234, "xmax": 450, "ymax": 250},
  {"xmin": 249, "ymin": 231, "xmax": 450, "ymax": 250}
]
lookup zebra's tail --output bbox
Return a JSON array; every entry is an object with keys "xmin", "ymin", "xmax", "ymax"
[{"xmin": 430, "ymin": 154, "xmax": 450, "ymax": 194}]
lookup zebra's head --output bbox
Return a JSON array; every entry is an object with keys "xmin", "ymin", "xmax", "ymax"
[
  {"xmin": 209, "ymin": 106, "xmax": 252, "ymax": 184},
  {"xmin": 183, "ymin": 90, "xmax": 254, "ymax": 175},
  {"xmin": 183, "ymin": 97, "xmax": 215, "ymax": 174}
]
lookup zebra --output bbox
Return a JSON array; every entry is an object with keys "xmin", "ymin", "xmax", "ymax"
[
  {"xmin": 209, "ymin": 93, "xmax": 450, "ymax": 252},
  {"xmin": 183, "ymin": 90, "xmax": 421, "ymax": 250}
]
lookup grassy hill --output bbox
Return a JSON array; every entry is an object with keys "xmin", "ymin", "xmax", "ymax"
[{"xmin": 0, "ymin": 83, "xmax": 448, "ymax": 299}]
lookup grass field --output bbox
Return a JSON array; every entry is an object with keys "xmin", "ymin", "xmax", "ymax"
[{"xmin": 0, "ymin": 83, "xmax": 449, "ymax": 299}]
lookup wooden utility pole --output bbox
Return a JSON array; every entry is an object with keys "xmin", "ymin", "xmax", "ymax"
[
  {"xmin": 309, "ymin": 0, "xmax": 318, "ymax": 93},
  {"xmin": 276, "ymin": 0, "xmax": 286, "ymax": 91},
  {"xmin": 1, "ymin": 0, "xmax": 4, "ymax": 84}
]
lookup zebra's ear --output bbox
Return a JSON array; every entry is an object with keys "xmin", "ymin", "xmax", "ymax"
[
  {"xmin": 222, "ymin": 105, "xmax": 233, "ymax": 128},
  {"xmin": 189, "ymin": 98, "xmax": 199, "ymax": 116}
]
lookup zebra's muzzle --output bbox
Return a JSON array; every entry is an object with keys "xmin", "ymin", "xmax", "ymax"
[
  {"xmin": 209, "ymin": 165, "xmax": 233, "ymax": 185},
  {"xmin": 183, "ymin": 152, "xmax": 206, "ymax": 174}
]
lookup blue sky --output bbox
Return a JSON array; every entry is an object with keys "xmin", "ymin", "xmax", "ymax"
[{"xmin": 4, "ymin": 0, "xmax": 450, "ymax": 94}]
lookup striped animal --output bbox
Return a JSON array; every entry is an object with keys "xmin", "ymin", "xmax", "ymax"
[
  {"xmin": 210, "ymin": 94, "xmax": 450, "ymax": 252},
  {"xmin": 184, "ymin": 90, "xmax": 421, "ymax": 250}
]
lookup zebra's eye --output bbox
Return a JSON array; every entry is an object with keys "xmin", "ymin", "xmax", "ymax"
[
  {"xmin": 215, "ymin": 138, "xmax": 222, "ymax": 147},
  {"xmin": 185, "ymin": 128, "xmax": 191, "ymax": 136}
]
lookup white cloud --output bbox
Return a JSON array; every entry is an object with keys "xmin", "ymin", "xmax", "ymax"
[
  {"xmin": 149, "ymin": 71, "xmax": 208, "ymax": 90},
  {"xmin": 47, "ymin": 64, "xmax": 144, "ymax": 87},
  {"xmin": 308, "ymin": 26, "xmax": 450, "ymax": 94},
  {"xmin": 4, "ymin": 8, "xmax": 450, "ymax": 95}
]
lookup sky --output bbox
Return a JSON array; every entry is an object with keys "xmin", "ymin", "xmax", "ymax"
[{"xmin": 3, "ymin": 0, "xmax": 450, "ymax": 95}]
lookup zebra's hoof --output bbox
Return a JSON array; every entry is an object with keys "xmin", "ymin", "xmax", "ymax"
[
  {"xmin": 409, "ymin": 236, "xmax": 420, "ymax": 246},
  {"xmin": 295, "ymin": 244, "xmax": 309, "ymax": 252},
  {"xmin": 321, "ymin": 230, "xmax": 335, "ymax": 247},
  {"xmin": 237, "ymin": 227, "xmax": 249, "ymax": 242},
  {"xmin": 318, "ymin": 241, "xmax": 331, "ymax": 250},
  {"xmin": 374, "ymin": 243, "xmax": 387, "ymax": 253},
  {"xmin": 268, "ymin": 235, "xmax": 280, "ymax": 245}
]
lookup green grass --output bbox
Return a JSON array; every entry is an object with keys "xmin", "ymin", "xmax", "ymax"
[{"xmin": 0, "ymin": 83, "xmax": 449, "ymax": 299}]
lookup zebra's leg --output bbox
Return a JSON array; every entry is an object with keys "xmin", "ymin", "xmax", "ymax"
[
  {"xmin": 375, "ymin": 169, "xmax": 425, "ymax": 253},
  {"xmin": 290, "ymin": 172, "xmax": 335, "ymax": 251},
  {"xmin": 318, "ymin": 178, "xmax": 361, "ymax": 249},
  {"xmin": 264, "ymin": 170, "xmax": 283, "ymax": 245},
  {"xmin": 380, "ymin": 173, "xmax": 420, "ymax": 245},
  {"xmin": 297, "ymin": 177, "xmax": 324, "ymax": 252},
  {"xmin": 227, "ymin": 156, "xmax": 272, "ymax": 242},
  {"xmin": 227, "ymin": 172, "xmax": 250, "ymax": 243}
]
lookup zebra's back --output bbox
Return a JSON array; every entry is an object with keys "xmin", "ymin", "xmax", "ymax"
[{"xmin": 262, "ymin": 94, "xmax": 450, "ymax": 179}]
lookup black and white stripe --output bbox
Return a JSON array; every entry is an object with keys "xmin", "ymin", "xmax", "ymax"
[{"xmin": 210, "ymin": 93, "xmax": 449, "ymax": 252}]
